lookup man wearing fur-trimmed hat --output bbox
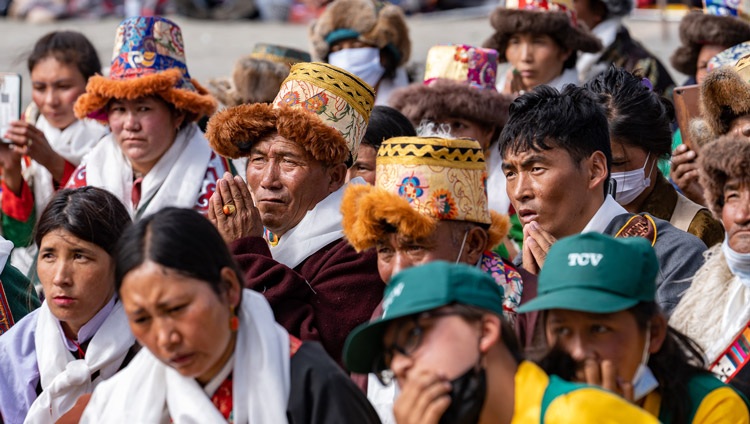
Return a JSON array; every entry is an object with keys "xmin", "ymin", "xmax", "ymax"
[
  {"xmin": 670, "ymin": 135, "xmax": 750, "ymax": 400},
  {"xmin": 573, "ymin": 0, "xmax": 674, "ymax": 95},
  {"xmin": 204, "ymin": 62, "xmax": 383, "ymax": 366},
  {"xmin": 309, "ymin": 0, "xmax": 411, "ymax": 105},
  {"xmin": 340, "ymin": 134, "xmax": 533, "ymax": 424}
]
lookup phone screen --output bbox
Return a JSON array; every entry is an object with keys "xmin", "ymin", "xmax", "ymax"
[{"xmin": 0, "ymin": 73, "xmax": 22, "ymax": 143}]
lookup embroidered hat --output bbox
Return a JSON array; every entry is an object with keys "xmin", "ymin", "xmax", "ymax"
[
  {"xmin": 389, "ymin": 44, "xmax": 511, "ymax": 129},
  {"xmin": 309, "ymin": 0, "xmax": 411, "ymax": 67},
  {"xmin": 517, "ymin": 232, "xmax": 658, "ymax": 314},
  {"xmin": 206, "ymin": 62, "xmax": 374, "ymax": 165},
  {"xmin": 670, "ymin": 6, "xmax": 750, "ymax": 76},
  {"xmin": 341, "ymin": 136, "xmax": 509, "ymax": 252},
  {"xmin": 707, "ymin": 41, "xmax": 750, "ymax": 73},
  {"xmin": 696, "ymin": 49, "xmax": 750, "ymax": 142},
  {"xmin": 74, "ymin": 16, "xmax": 216, "ymax": 123},
  {"xmin": 208, "ymin": 44, "xmax": 312, "ymax": 107},
  {"xmin": 343, "ymin": 261, "xmax": 505, "ymax": 374},
  {"xmin": 483, "ymin": 0, "xmax": 602, "ymax": 61}
]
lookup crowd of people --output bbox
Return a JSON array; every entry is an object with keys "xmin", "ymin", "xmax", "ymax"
[{"xmin": 1, "ymin": 0, "xmax": 750, "ymax": 422}]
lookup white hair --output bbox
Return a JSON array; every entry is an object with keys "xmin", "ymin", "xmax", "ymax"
[{"xmin": 415, "ymin": 121, "xmax": 455, "ymax": 139}]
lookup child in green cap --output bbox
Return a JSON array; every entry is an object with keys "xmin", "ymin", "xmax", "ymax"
[
  {"xmin": 519, "ymin": 232, "xmax": 750, "ymax": 423},
  {"xmin": 343, "ymin": 261, "xmax": 658, "ymax": 424}
]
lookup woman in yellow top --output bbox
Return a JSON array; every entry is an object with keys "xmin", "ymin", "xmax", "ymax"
[{"xmin": 519, "ymin": 232, "xmax": 750, "ymax": 423}]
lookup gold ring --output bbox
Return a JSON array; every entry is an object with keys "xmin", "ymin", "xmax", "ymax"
[
  {"xmin": 26, "ymin": 138, "xmax": 32, "ymax": 147},
  {"xmin": 222, "ymin": 204, "xmax": 236, "ymax": 216}
]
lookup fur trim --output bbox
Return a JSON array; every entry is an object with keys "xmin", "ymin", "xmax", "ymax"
[
  {"xmin": 74, "ymin": 68, "xmax": 217, "ymax": 122},
  {"xmin": 340, "ymin": 184, "xmax": 505, "ymax": 252},
  {"xmin": 340, "ymin": 184, "xmax": 437, "ymax": 252},
  {"xmin": 208, "ymin": 57, "xmax": 291, "ymax": 107},
  {"xmin": 205, "ymin": 103, "xmax": 350, "ymax": 165},
  {"xmin": 388, "ymin": 79, "xmax": 512, "ymax": 129},
  {"xmin": 698, "ymin": 134, "xmax": 750, "ymax": 219},
  {"xmin": 483, "ymin": 8, "xmax": 602, "ymax": 60},
  {"xmin": 486, "ymin": 211, "xmax": 510, "ymax": 250},
  {"xmin": 671, "ymin": 12, "xmax": 750, "ymax": 76},
  {"xmin": 700, "ymin": 67, "xmax": 750, "ymax": 137},
  {"xmin": 309, "ymin": 0, "xmax": 411, "ymax": 66},
  {"xmin": 669, "ymin": 244, "xmax": 738, "ymax": 363}
]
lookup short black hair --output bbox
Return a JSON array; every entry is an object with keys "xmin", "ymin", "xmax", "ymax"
[
  {"xmin": 115, "ymin": 207, "xmax": 243, "ymax": 298},
  {"xmin": 362, "ymin": 105, "xmax": 416, "ymax": 151},
  {"xmin": 585, "ymin": 67, "xmax": 674, "ymax": 159},
  {"xmin": 499, "ymin": 85, "xmax": 611, "ymax": 192}
]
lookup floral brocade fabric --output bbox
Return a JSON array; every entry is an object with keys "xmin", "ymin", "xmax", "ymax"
[{"xmin": 480, "ymin": 250, "xmax": 523, "ymax": 323}]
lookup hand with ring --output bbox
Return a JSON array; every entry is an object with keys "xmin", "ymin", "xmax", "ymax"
[{"xmin": 208, "ymin": 172, "xmax": 264, "ymax": 243}]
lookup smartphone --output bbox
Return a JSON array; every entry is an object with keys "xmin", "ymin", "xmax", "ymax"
[
  {"xmin": 0, "ymin": 73, "xmax": 21, "ymax": 144},
  {"xmin": 672, "ymin": 84, "xmax": 700, "ymax": 151}
]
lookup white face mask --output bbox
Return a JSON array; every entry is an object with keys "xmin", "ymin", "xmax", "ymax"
[
  {"xmin": 328, "ymin": 47, "xmax": 385, "ymax": 89},
  {"xmin": 611, "ymin": 153, "xmax": 655, "ymax": 206},
  {"xmin": 722, "ymin": 237, "xmax": 750, "ymax": 286},
  {"xmin": 631, "ymin": 324, "xmax": 659, "ymax": 401}
]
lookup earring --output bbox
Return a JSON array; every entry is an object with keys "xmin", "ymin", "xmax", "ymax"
[{"xmin": 229, "ymin": 306, "xmax": 239, "ymax": 332}]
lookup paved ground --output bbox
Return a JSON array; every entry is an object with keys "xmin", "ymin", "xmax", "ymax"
[{"xmin": 0, "ymin": 8, "xmax": 688, "ymax": 105}]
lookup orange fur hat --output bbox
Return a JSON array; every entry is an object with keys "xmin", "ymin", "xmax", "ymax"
[
  {"xmin": 341, "ymin": 136, "xmax": 510, "ymax": 252},
  {"xmin": 206, "ymin": 62, "xmax": 375, "ymax": 165},
  {"xmin": 74, "ymin": 16, "xmax": 216, "ymax": 123}
]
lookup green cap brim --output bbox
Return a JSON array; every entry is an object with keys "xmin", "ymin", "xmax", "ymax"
[
  {"xmin": 343, "ymin": 318, "xmax": 392, "ymax": 374},
  {"xmin": 517, "ymin": 286, "xmax": 641, "ymax": 314}
]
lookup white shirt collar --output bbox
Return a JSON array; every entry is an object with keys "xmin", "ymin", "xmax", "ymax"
[
  {"xmin": 203, "ymin": 352, "xmax": 235, "ymax": 397},
  {"xmin": 581, "ymin": 195, "xmax": 628, "ymax": 234}
]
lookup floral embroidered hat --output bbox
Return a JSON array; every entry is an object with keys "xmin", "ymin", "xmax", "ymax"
[
  {"xmin": 389, "ymin": 44, "xmax": 512, "ymax": 130},
  {"xmin": 341, "ymin": 136, "xmax": 508, "ymax": 252},
  {"xmin": 206, "ymin": 62, "xmax": 374, "ymax": 165},
  {"xmin": 74, "ymin": 16, "xmax": 216, "ymax": 123}
]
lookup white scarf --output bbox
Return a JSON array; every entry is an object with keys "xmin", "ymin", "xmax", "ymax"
[
  {"xmin": 81, "ymin": 123, "xmax": 212, "ymax": 219},
  {"xmin": 577, "ymin": 17, "xmax": 622, "ymax": 83},
  {"xmin": 25, "ymin": 116, "xmax": 107, "ymax": 213},
  {"xmin": 81, "ymin": 289, "xmax": 291, "ymax": 424},
  {"xmin": 485, "ymin": 146, "xmax": 510, "ymax": 215},
  {"xmin": 269, "ymin": 178, "xmax": 365, "ymax": 269},
  {"xmin": 25, "ymin": 300, "xmax": 133, "ymax": 423}
]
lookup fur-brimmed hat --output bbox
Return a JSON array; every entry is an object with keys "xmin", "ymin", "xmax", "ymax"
[
  {"xmin": 698, "ymin": 56, "xmax": 750, "ymax": 140},
  {"xmin": 389, "ymin": 44, "xmax": 512, "ymax": 129},
  {"xmin": 698, "ymin": 134, "xmax": 750, "ymax": 218},
  {"xmin": 208, "ymin": 44, "xmax": 311, "ymax": 107},
  {"xmin": 341, "ymin": 136, "xmax": 510, "ymax": 252},
  {"xmin": 74, "ymin": 16, "xmax": 216, "ymax": 123},
  {"xmin": 206, "ymin": 62, "xmax": 374, "ymax": 166},
  {"xmin": 670, "ymin": 10, "xmax": 750, "ymax": 76},
  {"xmin": 309, "ymin": 0, "xmax": 411, "ymax": 67},
  {"xmin": 483, "ymin": 0, "xmax": 602, "ymax": 61}
]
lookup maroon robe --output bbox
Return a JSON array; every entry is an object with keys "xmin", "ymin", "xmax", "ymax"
[{"xmin": 230, "ymin": 236, "xmax": 384, "ymax": 367}]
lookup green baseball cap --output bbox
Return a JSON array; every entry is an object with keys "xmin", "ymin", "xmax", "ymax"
[
  {"xmin": 517, "ymin": 232, "xmax": 658, "ymax": 314},
  {"xmin": 343, "ymin": 261, "xmax": 505, "ymax": 374}
]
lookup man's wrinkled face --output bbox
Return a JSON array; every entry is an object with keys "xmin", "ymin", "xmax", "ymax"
[{"xmin": 721, "ymin": 178, "xmax": 750, "ymax": 254}]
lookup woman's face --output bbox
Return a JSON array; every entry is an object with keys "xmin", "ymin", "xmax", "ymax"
[
  {"xmin": 38, "ymin": 229, "xmax": 115, "ymax": 339},
  {"xmin": 108, "ymin": 96, "xmax": 185, "ymax": 176},
  {"xmin": 544, "ymin": 309, "xmax": 647, "ymax": 383},
  {"xmin": 121, "ymin": 261, "xmax": 240, "ymax": 384},
  {"xmin": 505, "ymin": 33, "xmax": 571, "ymax": 89},
  {"xmin": 31, "ymin": 57, "xmax": 87, "ymax": 130},
  {"xmin": 347, "ymin": 144, "xmax": 377, "ymax": 184}
]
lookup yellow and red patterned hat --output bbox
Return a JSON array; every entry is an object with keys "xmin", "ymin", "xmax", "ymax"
[
  {"xmin": 206, "ymin": 62, "xmax": 375, "ymax": 165},
  {"xmin": 341, "ymin": 136, "xmax": 507, "ymax": 251}
]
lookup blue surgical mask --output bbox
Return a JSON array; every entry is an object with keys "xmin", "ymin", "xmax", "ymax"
[
  {"xmin": 328, "ymin": 47, "xmax": 385, "ymax": 88},
  {"xmin": 632, "ymin": 325, "xmax": 659, "ymax": 401}
]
